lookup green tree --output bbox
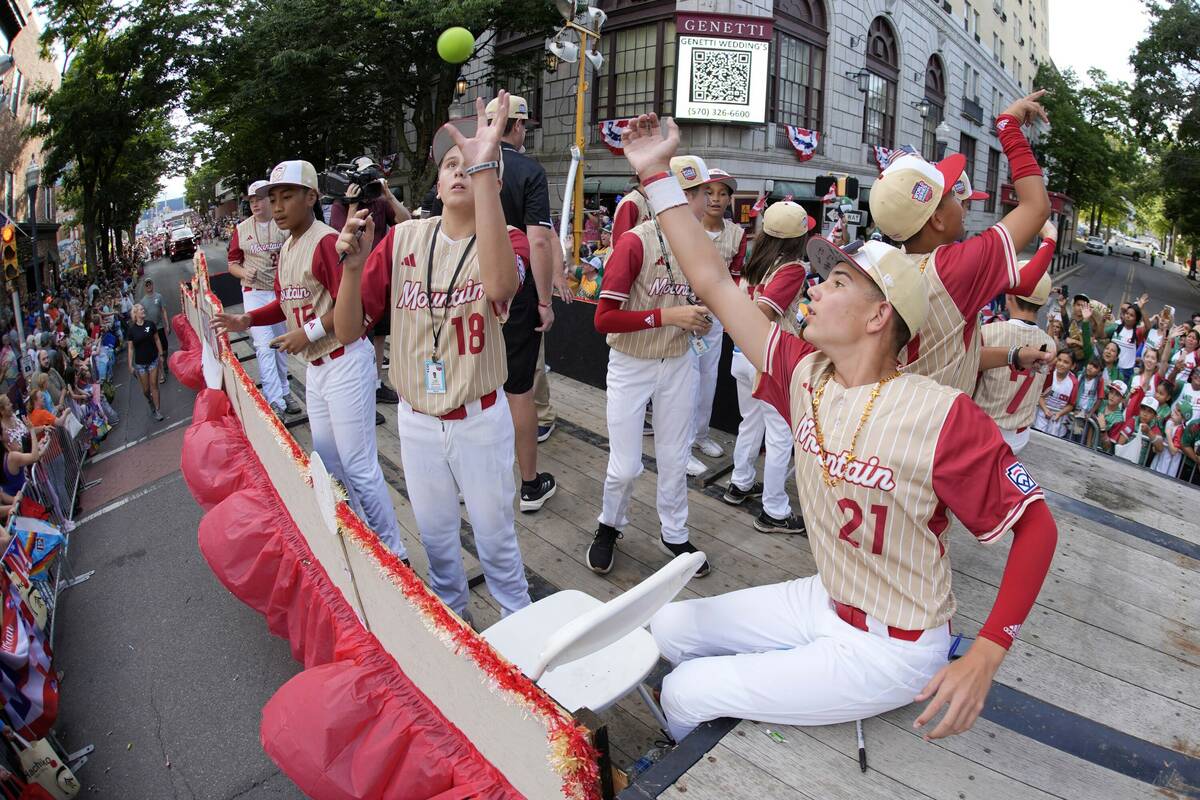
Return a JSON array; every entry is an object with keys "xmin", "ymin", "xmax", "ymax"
[{"xmin": 186, "ymin": 0, "xmax": 559, "ymax": 202}]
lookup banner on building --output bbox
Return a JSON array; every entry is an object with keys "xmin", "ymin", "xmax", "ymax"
[
  {"xmin": 598, "ymin": 119, "xmax": 630, "ymax": 155},
  {"xmin": 785, "ymin": 126, "xmax": 819, "ymax": 161},
  {"xmin": 674, "ymin": 13, "xmax": 772, "ymax": 125}
]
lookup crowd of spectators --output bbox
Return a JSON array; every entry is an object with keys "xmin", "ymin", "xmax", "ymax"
[{"xmin": 1030, "ymin": 290, "xmax": 1200, "ymax": 483}]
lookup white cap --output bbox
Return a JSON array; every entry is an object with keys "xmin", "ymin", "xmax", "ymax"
[
  {"xmin": 258, "ymin": 161, "xmax": 319, "ymax": 196},
  {"xmin": 1140, "ymin": 396, "xmax": 1160, "ymax": 413},
  {"xmin": 246, "ymin": 180, "xmax": 268, "ymax": 198}
]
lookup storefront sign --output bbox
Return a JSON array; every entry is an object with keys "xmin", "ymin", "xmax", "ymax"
[{"xmin": 674, "ymin": 13, "xmax": 772, "ymax": 125}]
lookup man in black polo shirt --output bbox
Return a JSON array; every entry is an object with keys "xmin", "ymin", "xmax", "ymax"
[{"xmin": 486, "ymin": 94, "xmax": 563, "ymax": 512}]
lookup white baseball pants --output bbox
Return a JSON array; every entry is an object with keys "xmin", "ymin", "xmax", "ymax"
[
  {"xmin": 730, "ymin": 348, "xmax": 793, "ymax": 519},
  {"xmin": 397, "ymin": 391, "xmax": 531, "ymax": 617},
  {"xmin": 600, "ymin": 349, "xmax": 696, "ymax": 545},
  {"xmin": 690, "ymin": 317, "xmax": 723, "ymax": 445},
  {"xmin": 305, "ymin": 338, "xmax": 406, "ymax": 558},
  {"xmin": 1000, "ymin": 427, "xmax": 1030, "ymax": 455},
  {"xmin": 651, "ymin": 575, "xmax": 951, "ymax": 742},
  {"xmin": 243, "ymin": 289, "xmax": 289, "ymax": 410}
]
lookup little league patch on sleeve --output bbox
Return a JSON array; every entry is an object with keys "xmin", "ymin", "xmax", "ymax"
[{"xmin": 1005, "ymin": 462, "xmax": 1038, "ymax": 495}]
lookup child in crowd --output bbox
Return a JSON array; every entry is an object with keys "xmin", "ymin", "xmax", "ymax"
[
  {"xmin": 1075, "ymin": 357, "xmax": 1106, "ymax": 445},
  {"xmin": 1174, "ymin": 366, "xmax": 1200, "ymax": 421},
  {"xmin": 1151, "ymin": 401, "xmax": 1188, "ymax": 477},
  {"xmin": 1099, "ymin": 381, "xmax": 1130, "ymax": 453},
  {"xmin": 1034, "ymin": 350, "xmax": 1078, "ymax": 438},
  {"xmin": 1135, "ymin": 397, "xmax": 1165, "ymax": 466}
]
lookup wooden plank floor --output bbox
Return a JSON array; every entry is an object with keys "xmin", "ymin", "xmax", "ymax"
[{"xmin": 225, "ymin": 336, "xmax": 1199, "ymax": 798}]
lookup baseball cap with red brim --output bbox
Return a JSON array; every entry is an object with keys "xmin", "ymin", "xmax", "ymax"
[
  {"xmin": 868, "ymin": 152, "xmax": 968, "ymax": 240},
  {"xmin": 952, "ymin": 172, "xmax": 989, "ymax": 202}
]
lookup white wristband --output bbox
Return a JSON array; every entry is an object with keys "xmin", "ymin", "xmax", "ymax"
[
  {"xmin": 303, "ymin": 317, "xmax": 326, "ymax": 343},
  {"xmin": 644, "ymin": 176, "xmax": 687, "ymax": 215}
]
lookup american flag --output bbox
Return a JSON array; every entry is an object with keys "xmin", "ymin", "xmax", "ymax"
[
  {"xmin": 820, "ymin": 185, "xmax": 838, "ymax": 204},
  {"xmin": 598, "ymin": 119, "xmax": 631, "ymax": 155},
  {"xmin": 784, "ymin": 126, "xmax": 819, "ymax": 161}
]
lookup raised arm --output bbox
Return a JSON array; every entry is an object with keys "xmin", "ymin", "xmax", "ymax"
[
  {"xmin": 620, "ymin": 114, "xmax": 772, "ymax": 370},
  {"xmin": 996, "ymin": 91, "xmax": 1052, "ymax": 254}
]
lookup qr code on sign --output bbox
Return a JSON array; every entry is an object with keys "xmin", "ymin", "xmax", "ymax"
[{"xmin": 690, "ymin": 48, "xmax": 751, "ymax": 105}]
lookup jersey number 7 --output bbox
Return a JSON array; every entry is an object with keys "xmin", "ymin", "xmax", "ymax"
[{"xmin": 1006, "ymin": 366, "xmax": 1038, "ymax": 415}]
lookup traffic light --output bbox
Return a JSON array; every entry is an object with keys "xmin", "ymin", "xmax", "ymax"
[{"xmin": 1, "ymin": 224, "xmax": 18, "ymax": 283}]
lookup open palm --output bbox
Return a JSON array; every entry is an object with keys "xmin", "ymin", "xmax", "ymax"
[
  {"xmin": 445, "ymin": 90, "xmax": 507, "ymax": 168},
  {"xmin": 620, "ymin": 113, "xmax": 681, "ymax": 177}
]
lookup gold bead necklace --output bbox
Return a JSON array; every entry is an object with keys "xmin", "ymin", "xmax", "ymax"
[{"xmin": 810, "ymin": 367, "xmax": 903, "ymax": 487}]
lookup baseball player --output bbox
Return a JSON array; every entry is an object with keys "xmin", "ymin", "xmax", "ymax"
[
  {"xmin": 586, "ymin": 155, "xmax": 718, "ymax": 578},
  {"xmin": 611, "ymin": 178, "xmax": 652, "ymax": 241},
  {"xmin": 213, "ymin": 160, "xmax": 407, "ymax": 561},
  {"xmin": 620, "ymin": 113, "xmax": 1057, "ymax": 744},
  {"xmin": 226, "ymin": 180, "xmax": 300, "ymax": 417},
  {"xmin": 332, "ymin": 93, "xmax": 531, "ymax": 619},
  {"xmin": 973, "ymin": 250, "xmax": 1058, "ymax": 455},
  {"xmin": 868, "ymin": 90, "xmax": 1057, "ymax": 393},
  {"xmin": 723, "ymin": 201, "xmax": 813, "ymax": 534},
  {"xmin": 686, "ymin": 168, "xmax": 746, "ymax": 477}
]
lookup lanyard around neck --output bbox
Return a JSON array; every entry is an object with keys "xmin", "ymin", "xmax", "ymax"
[{"xmin": 425, "ymin": 221, "xmax": 476, "ymax": 359}]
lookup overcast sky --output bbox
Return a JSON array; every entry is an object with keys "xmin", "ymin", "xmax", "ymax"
[{"xmin": 153, "ymin": 0, "xmax": 1157, "ymax": 202}]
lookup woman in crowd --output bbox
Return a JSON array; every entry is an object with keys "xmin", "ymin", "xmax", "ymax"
[
  {"xmin": 0, "ymin": 396, "xmax": 28, "ymax": 451},
  {"xmin": 126, "ymin": 303, "xmax": 165, "ymax": 422}
]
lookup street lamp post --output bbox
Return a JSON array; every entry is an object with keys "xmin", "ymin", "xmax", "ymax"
[{"xmin": 25, "ymin": 158, "xmax": 42, "ymax": 302}]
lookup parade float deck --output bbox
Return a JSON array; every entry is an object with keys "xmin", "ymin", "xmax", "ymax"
[{"xmin": 213, "ymin": 285, "xmax": 1198, "ymax": 800}]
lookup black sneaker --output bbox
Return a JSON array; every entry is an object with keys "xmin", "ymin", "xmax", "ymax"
[
  {"xmin": 520, "ymin": 472, "xmax": 557, "ymax": 512},
  {"xmin": 722, "ymin": 481, "xmax": 763, "ymax": 506},
  {"xmin": 537, "ymin": 422, "xmax": 556, "ymax": 443},
  {"xmin": 659, "ymin": 536, "xmax": 711, "ymax": 577},
  {"xmin": 376, "ymin": 385, "xmax": 399, "ymax": 404},
  {"xmin": 587, "ymin": 524, "xmax": 622, "ymax": 574},
  {"xmin": 754, "ymin": 511, "xmax": 806, "ymax": 535}
]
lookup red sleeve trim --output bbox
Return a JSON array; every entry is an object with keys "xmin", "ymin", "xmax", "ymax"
[
  {"xmin": 757, "ymin": 263, "xmax": 807, "ymax": 317},
  {"xmin": 729, "ymin": 230, "xmax": 748, "ymax": 278},
  {"xmin": 598, "ymin": 233, "xmax": 643, "ymax": 304},
  {"xmin": 594, "ymin": 299, "xmax": 662, "ymax": 334},
  {"xmin": 311, "ymin": 233, "xmax": 344, "ymax": 299},
  {"xmin": 977, "ymin": 500, "xmax": 1057, "ymax": 650}
]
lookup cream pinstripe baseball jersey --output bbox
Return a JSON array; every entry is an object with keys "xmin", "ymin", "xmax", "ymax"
[
  {"xmin": 754, "ymin": 323, "xmax": 1044, "ymax": 630},
  {"xmin": 600, "ymin": 222, "xmax": 693, "ymax": 361},
  {"xmin": 973, "ymin": 319, "xmax": 1056, "ymax": 432},
  {"xmin": 899, "ymin": 224, "xmax": 1021, "ymax": 394},
  {"xmin": 754, "ymin": 261, "xmax": 809, "ymax": 337},
  {"xmin": 612, "ymin": 191, "xmax": 652, "ymax": 240},
  {"xmin": 276, "ymin": 220, "xmax": 343, "ymax": 363},
  {"xmin": 358, "ymin": 216, "xmax": 530, "ymax": 416},
  {"xmin": 231, "ymin": 217, "xmax": 285, "ymax": 291},
  {"xmin": 712, "ymin": 219, "xmax": 746, "ymax": 280}
]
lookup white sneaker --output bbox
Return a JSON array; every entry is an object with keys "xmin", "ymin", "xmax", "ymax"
[
  {"xmin": 686, "ymin": 455, "xmax": 707, "ymax": 477},
  {"xmin": 694, "ymin": 437, "xmax": 724, "ymax": 458}
]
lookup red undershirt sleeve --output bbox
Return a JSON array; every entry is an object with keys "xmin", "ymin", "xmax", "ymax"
[
  {"xmin": 978, "ymin": 500, "xmax": 1058, "ymax": 650},
  {"xmin": 595, "ymin": 232, "xmax": 664, "ymax": 333},
  {"xmin": 1010, "ymin": 237, "xmax": 1056, "ymax": 297},
  {"xmin": 756, "ymin": 263, "xmax": 807, "ymax": 317},
  {"xmin": 611, "ymin": 201, "xmax": 640, "ymax": 241},
  {"xmin": 227, "ymin": 228, "xmax": 244, "ymax": 267},
  {"xmin": 246, "ymin": 269, "xmax": 285, "ymax": 326},
  {"xmin": 359, "ymin": 227, "xmax": 396, "ymax": 328}
]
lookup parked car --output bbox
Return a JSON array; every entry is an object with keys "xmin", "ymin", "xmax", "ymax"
[
  {"xmin": 167, "ymin": 227, "xmax": 196, "ymax": 261},
  {"xmin": 1107, "ymin": 236, "xmax": 1148, "ymax": 260},
  {"xmin": 1084, "ymin": 236, "xmax": 1107, "ymax": 255}
]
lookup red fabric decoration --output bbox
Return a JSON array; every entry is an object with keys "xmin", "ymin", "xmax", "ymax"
[
  {"xmin": 168, "ymin": 347, "xmax": 204, "ymax": 392},
  {"xmin": 180, "ymin": 390, "xmax": 253, "ymax": 510},
  {"xmin": 172, "ymin": 312, "xmax": 199, "ymax": 351}
]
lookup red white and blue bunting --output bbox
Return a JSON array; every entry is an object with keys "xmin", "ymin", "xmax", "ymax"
[
  {"xmin": 599, "ymin": 119, "xmax": 631, "ymax": 155},
  {"xmin": 785, "ymin": 125, "xmax": 819, "ymax": 161}
]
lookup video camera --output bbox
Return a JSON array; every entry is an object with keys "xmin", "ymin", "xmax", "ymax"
[{"xmin": 319, "ymin": 156, "xmax": 386, "ymax": 205}]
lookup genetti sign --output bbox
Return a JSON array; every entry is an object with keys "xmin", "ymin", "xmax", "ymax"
[{"xmin": 674, "ymin": 13, "xmax": 773, "ymax": 125}]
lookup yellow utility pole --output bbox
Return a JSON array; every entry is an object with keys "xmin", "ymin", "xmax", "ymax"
[{"xmin": 564, "ymin": 19, "xmax": 600, "ymax": 260}]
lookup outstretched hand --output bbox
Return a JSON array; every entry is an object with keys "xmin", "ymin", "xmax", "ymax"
[
  {"xmin": 913, "ymin": 638, "xmax": 1005, "ymax": 740},
  {"xmin": 1001, "ymin": 89, "xmax": 1050, "ymax": 127},
  {"xmin": 444, "ymin": 90, "xmax": 508, "ymax": 169},
  {"xmin": 620, "ymin": 113, "xmax": 681, "ymax": 179}
]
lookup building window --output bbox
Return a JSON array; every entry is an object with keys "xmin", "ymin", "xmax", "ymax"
[
  {"xmin": 29, "ymin": 104, "xmax": 37, "ymax": 127},
  {"xmin": 960, "ymin": 133, "xmax": 977, "ymax": 188},
  {"xmin": 921, "ymin": 56, "xmax": 946, "ymax": 161},
  {"xmin": 770, "ymin": 0, "xmax": 827, "ymax": 147},
  {"xmin": 964, "ymin": 64, "xmax": 979, "ymax": 102},
  {"xmin": 862, "ymin": 16, "xmax": 899, "ymax": 148},
  {"xmin": 984, "ymin": 147, "xmax": 1000, "ymax": 213},
  {"xmin": 3, "ymin": 172, "xmax": 14, "ymax": 218},
  {"xmin": 594, "ymin": 19, "xmax": 676, "ymax": 121},
  {"xmin": 7, "ymin": 69, "xmax": 21, "ymax": 114}
]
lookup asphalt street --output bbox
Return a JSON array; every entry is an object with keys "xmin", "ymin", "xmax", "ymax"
[
  {"xmin": 1051, "ymin": 245, "xmax": 1200, "ymax": 325},
  {"xmin": 52, "ymin": 241, "xmax": 305, "ymax": 800}
]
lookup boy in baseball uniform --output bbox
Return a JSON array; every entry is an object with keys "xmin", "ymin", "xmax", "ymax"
[
  {"xmin": 620, "ymin": 113, "xmax": 1058, "ymax": 744},
  {"xmin": 226, "ymin": 181, "xmax": 300, "ymax": 417},
  {"xmin": 333, "ymin": 94, "xmax": 531, "ymax": 618},
  {"xmin": 686, "ymin": 168, "xmax": 746, "ymax": 477},
  {"xmin": 611, "ymin": 178, "xmax": 652, "ymax": 241},
  {"xmin": 869, "ymin": 91, "xmax": 1057, "ymax": 391},
  {"xmin": 973, "ymin": 268, "xmax": 1058, "ymax": 454},
  {"xmin": 586, "ymin": 155, "xmax": 718, "ymax": 578},
  {"xmin": 724, "ymin": 201, "xmax": 814, "ymax": 534},
  {"xmin": 213, "ymin": 160, "xmax": 407, "ymax": 561}
]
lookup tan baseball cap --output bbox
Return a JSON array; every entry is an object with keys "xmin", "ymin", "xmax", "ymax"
[
  {"xmin": 484, "ymin": 95, "xmax": 539, "ymax": 127},
  {"xmin": 669, "ymin": 155, "xmax": 711, "ymax": 190},
  {"xmin": 868, "ymin": 152, "xmax": 967, "ymax": 240},
  {"xmin": 258, "ymin": 161, "xmax": 319, "ymax": 196},
  {"xmin": 762, "ymin": 201, "xmax": 816, "ymax": 239},
  {"xmin": 805, "ymin": 238, "xmax": 930, "ymax": 335},
  {"xmin": 701, "ymin": 168, "xmax": 737, "ymax": 194},
  {"xmin": 1015, "ymin": 272, "xmax": 1052, "ymax": 305}
]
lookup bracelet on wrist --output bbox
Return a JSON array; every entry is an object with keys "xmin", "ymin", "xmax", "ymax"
[
  {"xmin": 538, "ymin": 301, "xmax": 551, "ymax": 309},
  {"xmin": 302, "ymin": 317, "xmax": 327, "ymax": 343},
  {"xmin": 465, "ymin": 160, "xmax": 500, "ymax": 176}
]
